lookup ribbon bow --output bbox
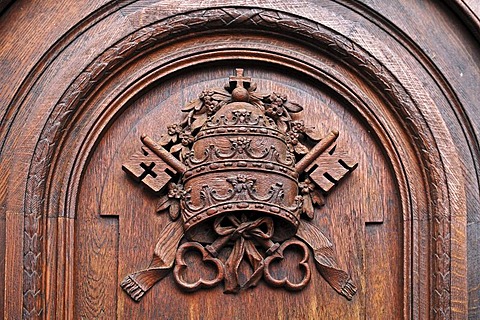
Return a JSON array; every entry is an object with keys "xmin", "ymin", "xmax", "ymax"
[{"xmin": 206, "ymin": 214, "xmax": 278, "ymax": 293}]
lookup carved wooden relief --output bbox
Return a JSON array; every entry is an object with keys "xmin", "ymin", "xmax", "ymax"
[
  {"xmin": 3, "ymin": 2, "xmax": 478, "ymax": 318},
  {"xmin": 121, "ymin": 69, "xmax": 358, "ymax": 301}
]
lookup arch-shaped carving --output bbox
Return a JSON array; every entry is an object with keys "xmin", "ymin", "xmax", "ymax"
[{"xmin": 5, "ymin": 5, "xmax": 467, "ymax": 319}]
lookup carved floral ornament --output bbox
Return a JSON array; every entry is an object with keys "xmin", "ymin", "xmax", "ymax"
[{"xmin": 121, "ymin": 69, "xmax": 358, "ymax": 301}]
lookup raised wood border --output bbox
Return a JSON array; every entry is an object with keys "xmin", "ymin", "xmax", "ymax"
[{"xmin": 0, "ymin": 4, "xmax": 473, "ymax": 319}]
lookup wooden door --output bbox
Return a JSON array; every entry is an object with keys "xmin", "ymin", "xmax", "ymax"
[{"xmin": 1, "ymin": 1, "xmax": 479, "ymax": 319}]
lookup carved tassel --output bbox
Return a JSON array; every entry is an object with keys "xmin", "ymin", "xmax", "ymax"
[
  {"xmin": 296, "ymin": 219, "xmax": 357, "ymax": 300},
  {"xmin": 120, "ymin": 219, "xmax": 184, "ymax": 301}
]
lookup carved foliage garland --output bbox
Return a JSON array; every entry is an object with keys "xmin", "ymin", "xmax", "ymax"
[
  {"xmin": 121, "ymin": 69, "xmax": 358, "ymax": 300},
  {"xmin": 22, "ymin": 6, "xmax": 460, "ymax": 319}
]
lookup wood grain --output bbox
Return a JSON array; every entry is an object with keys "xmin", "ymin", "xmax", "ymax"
[
  {"xmin": 0, "ymin": 1, "xmax": 478, "ymax": 319},
  {"xmin": 76, "ymin": 65, "xmax": 400, "ymax": 318}
]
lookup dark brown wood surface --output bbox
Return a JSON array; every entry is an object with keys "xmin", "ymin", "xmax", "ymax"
[
  {"xmin": 0, "ymin": 1, "xmax": 478, "ymax": 319},
  {"xmin": 75, "ymin": 66, "xmax": 400, "ymax": 318}
]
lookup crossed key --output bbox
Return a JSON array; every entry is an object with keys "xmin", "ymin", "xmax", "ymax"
[
  {"xmin": 122, "ymin": 135, "xmax": 186, "ymax": 193},
  {"xmin": 124, "ymin": 131, "xmax": 356, "ymax": 195},
  {"xmin": 295, "ymin": 130, "xmax": 358, "ymax": 193}
]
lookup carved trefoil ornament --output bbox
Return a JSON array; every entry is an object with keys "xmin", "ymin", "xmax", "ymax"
[{"xmin": 121, "ymin": 69, "xmax": 358, "ymax": 301}]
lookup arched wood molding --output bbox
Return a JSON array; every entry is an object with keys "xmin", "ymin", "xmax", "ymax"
[
  {"xmin": 1, "ymin": 4, "xmax": 474, "ymax": 319},
  {"xmin": 444, "ymin": 0, "xmax": 480, "ymax": 41}
]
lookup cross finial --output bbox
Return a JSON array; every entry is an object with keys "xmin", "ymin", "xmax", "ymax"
[{"xmin": 229, "ymin": 68, "xmax": 251, "ymax": 89}]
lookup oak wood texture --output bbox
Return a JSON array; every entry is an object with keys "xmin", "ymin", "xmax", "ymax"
[
  {"xmin": 119, "ymin": 69, "xmax": 358, "ymax": 302},
  {"xmin": 0, "ymin": 1, "xmax": 479, "ymax": 319}
]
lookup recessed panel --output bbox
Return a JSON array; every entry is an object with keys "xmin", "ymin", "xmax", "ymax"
[{"xmin": 75, "ymin": 64, "xmax": 402, "ymax": 319}]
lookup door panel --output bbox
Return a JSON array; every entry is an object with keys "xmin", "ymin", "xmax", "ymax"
[
  {"xmin": 75, "ymin": 65, "xmax": 402, "ymax": 318},
  {"xmin": 1, "ymin": 1, "xmax": 478, "ymax": 319}
]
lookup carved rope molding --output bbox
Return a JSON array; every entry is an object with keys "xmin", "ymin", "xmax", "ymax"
[{"xmin": 23, "ymin": 6, "xmax": 464, "ymax": 319}]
